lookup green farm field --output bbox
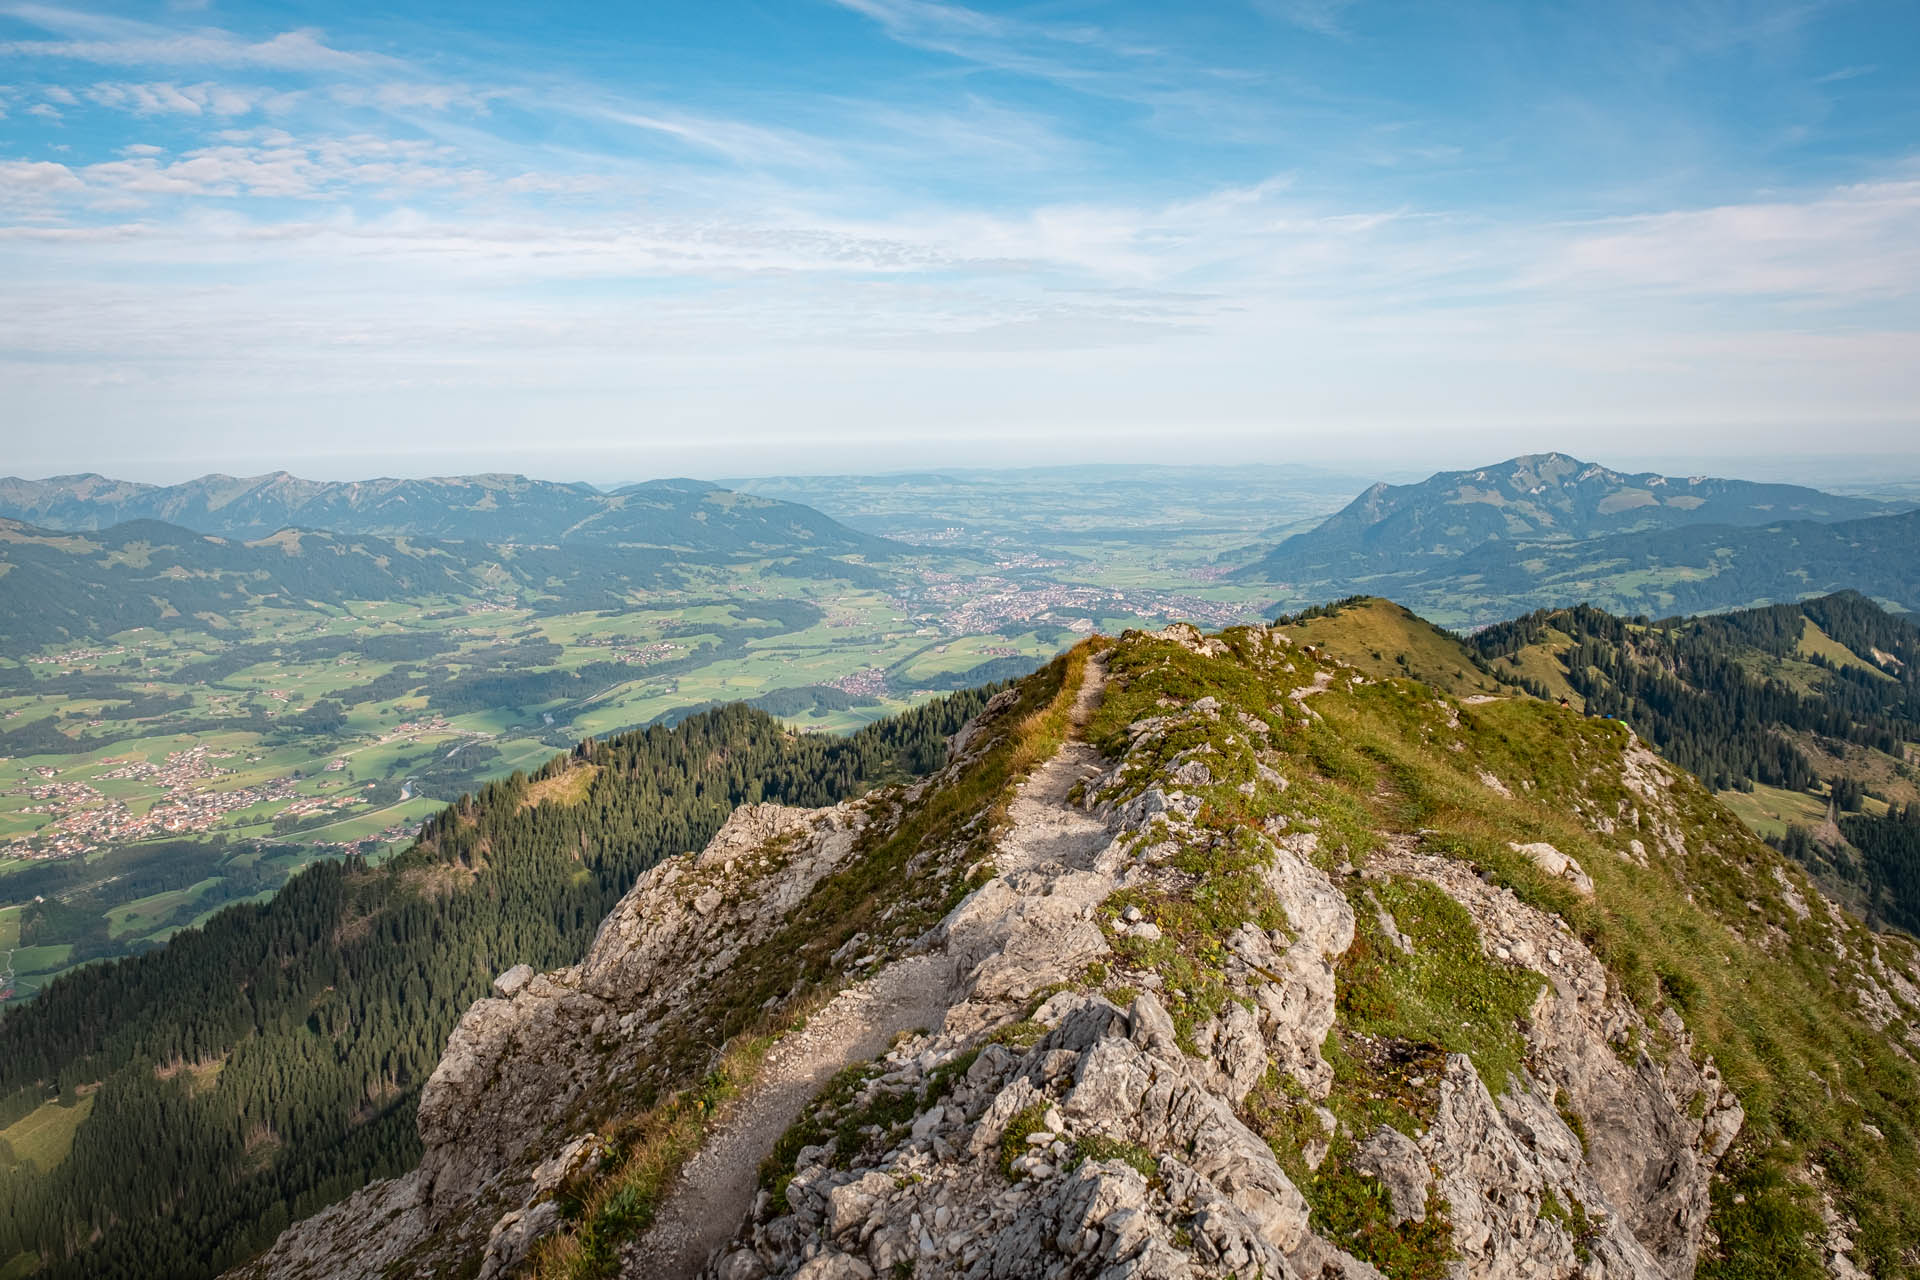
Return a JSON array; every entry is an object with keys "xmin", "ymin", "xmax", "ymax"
[{"xmin": 1, "ymin": 520, "xmax": 1290, "ymax": 999}]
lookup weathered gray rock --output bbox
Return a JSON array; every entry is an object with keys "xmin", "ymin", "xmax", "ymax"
[
  {"xmin": 229, "ymin": 802, "xmax": 870, "ymax": 1280},
  {"xmin": 491, "ymin": 964, "xmax": 534, "ymax": 998},
  {"xmin": 1349, "ymin": 1126, "xmax": 1430, "ymax": 1224},
  {"xmin": 235, "ymin": 634, "xmax": 1772, "ymax": 1280},
  {"xmin": 790, "ymin": 1252, "xmax": 871, "ymax": 1280},
  {"xmin": 1510, "ymin": 841, "xmax": 1595, "ymax": 894}
]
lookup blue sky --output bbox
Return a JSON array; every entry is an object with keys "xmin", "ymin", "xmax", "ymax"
[{"xmin": 2, "ymin": 0, "xmax": 1918, "ymax": 480}]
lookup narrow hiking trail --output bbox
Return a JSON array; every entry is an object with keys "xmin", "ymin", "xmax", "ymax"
[
  {"xmin": 995, "ymin": 654, "xmax": 1112, "ymax": 878},
  {"xmin": 626, "ymin": 655, "xmax": 1113, "ymax": 1280},
  {"xmin": 627, "ymin": 953, "xmax": 952, "ymax": 1279}
]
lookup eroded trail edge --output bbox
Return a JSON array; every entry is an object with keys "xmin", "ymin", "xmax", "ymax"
[{"xmin": 629, "ymin": 655, "xmax": 1114, "ymax": 1279}]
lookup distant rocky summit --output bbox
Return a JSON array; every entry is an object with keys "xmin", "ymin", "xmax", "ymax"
[{"xmin": 233, "ymin": 618, "xmax": 1920, "ymax": 1280}]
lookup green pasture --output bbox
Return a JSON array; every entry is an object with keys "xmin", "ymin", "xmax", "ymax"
[
  {"xmin": 106, "ymin": 877, "xmax": 226, "ymax": 940},
  {"xmin": 0, "ymin": 1095, "xmax": 95, "ymax": 1172}
]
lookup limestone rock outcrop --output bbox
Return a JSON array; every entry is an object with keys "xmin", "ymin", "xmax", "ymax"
[{"xmin": 235, "ymin": 622, "xmax": 1912, "ymax": 1280}]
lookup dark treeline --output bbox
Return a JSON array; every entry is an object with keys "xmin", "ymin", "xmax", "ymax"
[
  {"xmin": 1838, "ymin": 804, "xmax": 1920, "ymax": 936},
  {"xmin": 1472, "ymin": 594, "xmax": 1920, "ymax": 792},
  {"xmin": 1411, "ymin": 508, "xmax": 1920, "ymax": 625},
  {"xmin": 1472, "ymin": 593, "xmax": 1920, "ymax": 934},
  {"xmin": 0, "ymin": 688, "xmax": 990, "ymax": 1279}
]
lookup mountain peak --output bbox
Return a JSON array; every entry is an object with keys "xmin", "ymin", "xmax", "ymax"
[{"xmin": 1237, "ymin": 452, "xmax": 1900, "ymax": 586}]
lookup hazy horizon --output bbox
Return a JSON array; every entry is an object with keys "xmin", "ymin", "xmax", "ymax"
[{"xmin": 7, "ymin": 445, "xmax": 1920, "ymax": 495}]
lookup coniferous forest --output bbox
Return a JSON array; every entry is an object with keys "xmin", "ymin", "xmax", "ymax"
[
  {"xmin": 1471, "ymin": 591, "xmax": 1920, "ymax": 931},
  {"xmin": 0, "ymin": 691, "xmax": 990, "ymax": 1280}
]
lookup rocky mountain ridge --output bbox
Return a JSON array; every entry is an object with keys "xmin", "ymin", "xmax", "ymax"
[{"xmin": 235, "ymin": 620, "xmax": 1920, "ymax": 1279}]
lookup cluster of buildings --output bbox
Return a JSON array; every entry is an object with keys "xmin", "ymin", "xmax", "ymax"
[
  {"xmin": 828, "ymin": 667, "xmax": 889, "ymax": 698},
  {"xmin": 27, "ymin": 644, "xmax": 128, "ymax": 670},
  {"xmin": 910, "ymin": 574, "xmax": 1257, "ymax": 638},
  {"xmin": 611, "ymin": 640, "xmax": 683, "ymax": 665},
  {"xmin": 2, "ymin": 745, "xmax": 295, "ymax": 860}
]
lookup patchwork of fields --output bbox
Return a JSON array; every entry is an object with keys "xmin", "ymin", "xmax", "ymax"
[{"xmin": 0, "ymin": 537, "xmax": 1282, "ymax": 1001}]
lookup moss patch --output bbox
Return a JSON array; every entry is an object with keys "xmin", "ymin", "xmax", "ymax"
[{"xmin": 1337, "ymin": 878, "xmax": 1542, "ymax": 1094}]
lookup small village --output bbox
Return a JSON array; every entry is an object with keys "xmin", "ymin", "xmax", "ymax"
[{"xmin": 2, "ymin": 744, "xmax": 307, "ymax": 859}]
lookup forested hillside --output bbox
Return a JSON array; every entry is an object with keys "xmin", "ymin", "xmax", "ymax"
[
  {"xmin": 1426, "ymin": 507, "xmax": 1920, "ymax": 624},
  {"xmin": 0, "ymin": 473, "xmax": 899, "ymax": 554},
  {"xmin": 1469, "ymin": 591, "xmax": 1920, "ymax": 930},
  {"xmin": 0, "ymin": 690, "xmax": 989, "ymax": 1280},
  {"xmin": 0, "ymin": 514, "xmax": 904, "ymax": 649}
]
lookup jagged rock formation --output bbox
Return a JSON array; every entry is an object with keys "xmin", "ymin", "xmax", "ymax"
[{"xmin": 235, "ymin": 622, "xmax": 1920, "ymax": 1280}]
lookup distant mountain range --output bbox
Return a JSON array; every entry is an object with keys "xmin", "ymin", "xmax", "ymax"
[
  {"xmin": 0, "ymin": 472, "xmax": 898, "ymax": 555},
  {"xmin": 1238, "ymin": 452, "xmax": 1917, "ymax": 623},
  {"xmin": 0, "ymin": 513, "xmax": 891, "ymax": 649}
]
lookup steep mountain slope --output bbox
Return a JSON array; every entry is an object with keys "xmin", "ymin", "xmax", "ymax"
[
  {"xmin": 1237, "ymin": 453, "xmax": 1897, "ymax": 585},
  {"xmin": 0, "ymin": 512, "xmax": 888, "ymax": 648},
  {"xmin": 1467, "ymin": 591, "xmax": 1920, "ymax": 931},
  {"xmin": 0, "ymin": 695, "xmax": 990, "ymax": 1280},
  {"xmin": 0, "ymin": 519, "xmax": 487, "ymax": 648},
  {"xmin": 1418, "ymin": 507, "xmax": 1920, "ymax": 624},
  {"xmin": 236, "ymin": 622, "xmax": 1920, "ymax": 1280},
  {"xmin": 0, "ymin": 473, "xmax": 898, "ymax": 555}
]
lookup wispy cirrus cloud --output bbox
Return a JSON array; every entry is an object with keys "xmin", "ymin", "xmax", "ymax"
[
  {"xmin": 589, "ymin": 106, "xmax": 844, "ymax": 171},
  {"xmin": 827, "ymin": 0, "xmax": 1231, "ymax": 106},
  {"xmin": 0, "ymin": 3, "xmax": 387, "ymax": 71},
  {"xmin": 1541, "ymin": 178, "xmax": 1920, "ymax": 300},
  {"xmin": 1253, "ymin": 0, "xmax": 1362, "ymax": 38}
]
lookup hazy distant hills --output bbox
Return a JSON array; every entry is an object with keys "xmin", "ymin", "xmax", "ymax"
[
  {"xmin": 1237, "ymin": 452, "xmax": 1900, "ymax": 582},
  {"xmin": 0, "ymin": 514, "xmax": 889, "ymax": 648},
  {"xmin": 1236, "ymin": 452, "xmax": 1917, "ymax": 623},
  {"xmin": 1264, "ymin": 507, "xmax": 1920, "ymax": 628},
  {"xmin": 1419, "ymin": 508, "xmax": 1920, "ymax": 620},
  {"xmin": 0, "ymin": 472, "xmax": 898, "ymax": 556}
]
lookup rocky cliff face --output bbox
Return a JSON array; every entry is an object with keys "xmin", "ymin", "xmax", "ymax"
[{"xmin": 235, "ymin": 624, "xmax": 1920, "ymax": 1280}]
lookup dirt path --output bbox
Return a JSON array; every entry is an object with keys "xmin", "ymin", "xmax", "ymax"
[
  {"xmin": 995, "ymin": 654, "xmax": 1111, "ymax": 876},
  {"xmin": 624, "ymin": 655, "xmax": 1112, "ymax": 1280},
  {"xmin": 626, "ymin": 952, "xmax": 952, "ymax": 1279}
]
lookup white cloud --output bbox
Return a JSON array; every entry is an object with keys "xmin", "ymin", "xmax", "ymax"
[
  {"xmin": 0, "ymin": 5, "xmax": 389, "ymax": 72},
  {"xmin": 84, "ymin": 81, "xmax": 266, "ymax": 116},
  {"xmin": 1541, "ymin": 180, "xmax": 1920, "ymax": 301},
  {"xmin": 68, "ymin": 134, "xmax": 482, "ymax": 200},
  {"xmin": 27, "ymin": 101, "xmax": 61, "ymax": 119},
  {"xmin": 0, "ymin": 157, "xmax": 83, "ymax": 213},
  {"xmin": 329, "ymin": 82, "xmax": 504, "ymax": 113},
  {"xmin": 1253, "ymin": 0, "xmax": 1361, "ymax": 37},
  {"xmin": 0, "ymin": 158, "xmax": 82, "ymax": 190}
]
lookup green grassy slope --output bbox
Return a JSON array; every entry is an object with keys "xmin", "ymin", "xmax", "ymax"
[{"xmin": 1083, "ymin": 622, "xmax": 1920, "ymax": 1277}]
